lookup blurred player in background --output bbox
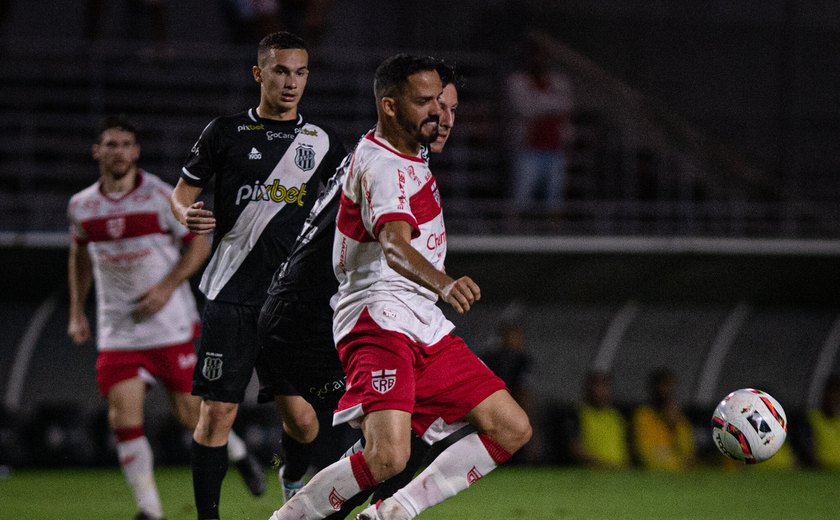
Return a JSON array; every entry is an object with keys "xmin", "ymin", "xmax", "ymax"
[
  {"xmin": 257, "ymin": 63, "xmax": 461, "ymax": 516},
  {"xmin": 67, "ymin": 115, "xmax": 263, "ymax": 520},
  {"xmin": 170, "ymin": 31, "xmax": 346, "ymax": 520},
  {"xmin": 270, "ymin": 53, "xmax": 531, "ymax": 520}
]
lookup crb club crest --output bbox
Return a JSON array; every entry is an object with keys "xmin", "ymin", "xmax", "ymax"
[
  {"xmin": 466, "ymin": 466, "xmax": 483, "ymax": 485},
  {"xmin": 202, "ymin": 354, "xmax": 223, "ymax": 381},
  {"xmin": 106, "ymin": 217, "xmax": 126, "ymax": 239},
  {"xmin": 371, "ymin": 369, "xmax": 397, "ymax": 394},
  {"xmin": 295, "ymin": 143, "xmax": 316, "ymax": 171}
]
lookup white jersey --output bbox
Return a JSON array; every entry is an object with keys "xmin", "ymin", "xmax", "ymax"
[
  {"xmin": 67, "ymin": 171, "xmax": 199, "ymax": 351},
  {"xmin": 332, "ymin": 131, "xmax": 454, "ymax": 345}
]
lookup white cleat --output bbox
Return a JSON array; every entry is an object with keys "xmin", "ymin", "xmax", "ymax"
[
  {"xmin": 356, "ymin": 499, "xmax": 411, "ymax": 520},
  {"xmin": 355, "ymin": 503, "xmax": 378, "ymax": 520}
]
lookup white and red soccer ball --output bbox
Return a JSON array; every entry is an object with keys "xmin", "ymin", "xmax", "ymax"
[{"xmin": 711, "ymin": 388, "xmax": 788, "ymax": 464}]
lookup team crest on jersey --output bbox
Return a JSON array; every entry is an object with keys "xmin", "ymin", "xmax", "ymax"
[
  {"xmin": 295, "ymin": 143, "xmax": 316, "ymax": 171},
  {"xmin": 466, "ymin": 466, "xmax": 483, "ymax": 485},
  {"xmin": 371, "ymin": 369, "xmax": 396, "ymax": 394},
  {"xmin": 202, "ymin": 354, "xmax": 223, "ymax": 381},
  {"xmin": 106, "ymin": 217, "xmax": 126, "ymax": 239}
]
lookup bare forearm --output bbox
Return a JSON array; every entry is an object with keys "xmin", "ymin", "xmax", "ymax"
[
  {"xmin": 67, "ymin": 242, "xmax": 92, "ymax": 315},
  {"xmin": 378, "ymin": 221, "xmax": 480, "ymax": 314},
  {"xmin": 382, "ymin": 234, "xmax": 452, "ymax": 296},
  {"xmin": 171, "ymin": 179, "xmax": 215, "ymax": 234}
]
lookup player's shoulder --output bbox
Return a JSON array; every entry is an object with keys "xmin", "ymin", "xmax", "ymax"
[
  {"xmin": 298, "ymin": 115, "xmax": 343, "ymax": 143},
  {"xmin": 202, "ymin": 109, "xmax": 260, "ymax": 136},
  {"xmin": 358, "ymin": 132, "xmax": 424, "ymax": 166},
  {"xmin": 68, "ymin": 180, "xmax": 103, "ymax": 207},
  {"xmin": 137, "ymin": 170, "xmax": 175, "ymax": 195}
]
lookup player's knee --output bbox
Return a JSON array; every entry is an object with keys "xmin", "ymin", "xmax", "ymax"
[
  {"xmin": 284, "ymin": 413, "xmax": 319, "ymax": 444},
  {"xmin": 481, "ymin": 406, "xmax": 533, "ymax": 454},
  {"xmin": 364, "ymin": 442, "xmax": 410, "ymax": 481},
  {"xmin": 202, "ymin": 401, "xmax": 237, "ymax": 427},
  {"xmin": 508, "ymin": 413, "xmax": 533, "ymax": 452}
]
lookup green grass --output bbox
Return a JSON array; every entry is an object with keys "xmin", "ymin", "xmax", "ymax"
[{"xmin": 1, "ymin": 465, "xmax": 838, "ymax": 519}]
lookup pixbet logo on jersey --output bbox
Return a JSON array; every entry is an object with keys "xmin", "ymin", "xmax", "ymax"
[{"xmin": 235, "ymin": 180, "xmax": 308, "ymax": 206}]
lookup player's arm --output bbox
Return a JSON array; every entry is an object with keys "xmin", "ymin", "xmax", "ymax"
[
  {"xmin": 378, "ymin": 220, "xmax": 480, "ymax": 315},
  {"xmin": 133, "ymin": 234, "xmax": 211, "ymax": 320},
  {"xmin": 67, "ymin": 240, "xmax": 93, "ymax": 344},
  {"xmin": 170, "ymin": 178, "xmax": 215, "ymax": 234}
]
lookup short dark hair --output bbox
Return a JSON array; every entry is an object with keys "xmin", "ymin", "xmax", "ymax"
[
  {"xmin": 96, "ymin": 114, "xmax": 138, "ymax": 142},
  {"xmin": 436, "ymin": 60, "xmax": 463, "ymax": 90},
  {"xmin": 374, "ymin": 54, "xmax": 443, "ymax": 100},
  {"xmin": 258, "ymin": 31, "xmax": 308, "ymax": 64}
]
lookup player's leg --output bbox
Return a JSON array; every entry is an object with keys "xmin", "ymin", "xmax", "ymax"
[
  {"xmin": 190, "ymin": 301, "xmax": 263, "ymax": 520},
  {"xmin": 169, "ymin": 390, "xmax": 266, "ymax": 497},
  {"xmin": 368, "ymin": 337, "xmax": 532, "ymax": 518},
  {"xmin": 268, "ymin": 328, "xmax": 417, "ymax": 520},
  {"xmin": 274, "ymin": 394, "xmax": 318, "ymax": 501},
  {"xmin": 256, "ymin": 297, "xmax": 345, "ymax": 503},
  {"xmin": 270, "ymin": 409, "xmax": 412, "ymax": 520},
  {"xmin": 107, "ymin": 376, "xmax": 164, "ymax": 520}
]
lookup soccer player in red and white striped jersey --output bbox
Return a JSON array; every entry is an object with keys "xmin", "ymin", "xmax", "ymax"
[
  {"xmin": 67, "ymin": 115, "xmax": 263, "ymax": 520},
  {"xmin": 270, "ymin": 54, "xmax": 532, "ymax": 520}
]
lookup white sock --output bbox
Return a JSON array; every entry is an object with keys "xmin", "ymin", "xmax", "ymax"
[
  {"xmin": 227, "ymin": 430, "xmax": 247, "ymax": 462},
  {"xmin": 117, "ymin": 436, "xmax": 163, "ymax": 519},
  {"xmin": 269, "ymin": 453, "xmax": 374, "ymax": 520},
  {"xmin": 390, "ymin": 433, "xmax": 499, "ymax": 517}
]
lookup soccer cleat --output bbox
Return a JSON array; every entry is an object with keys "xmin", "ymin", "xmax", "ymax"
[
  {"xmin": 354, "ymin": 503, "xmax": 378, "ymax": 520},
  {"xmin": 279, "ymin": 465, "xmax": 305, "ymax": 503},
  {"xmin": 375, "ymin": 498, "xmax": 412, "ymax": 520},
  {"xmin": 234, "ymin": 453, "xmax": 267, "ymax": 496},
  {"xmin": 133, "ymin": 513, "xmax": 165, "ymax": 520}
]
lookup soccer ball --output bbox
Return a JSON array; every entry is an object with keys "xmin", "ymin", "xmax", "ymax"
[{"xmin": 711, "ymin": 388, "xmax": 787, "ymax": 464}]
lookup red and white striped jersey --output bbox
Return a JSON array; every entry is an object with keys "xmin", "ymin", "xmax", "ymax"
[
  {"xmin": 332, "ymin": 131, "xmax": 454, "ymax": 346},
  {"xmin": 67, "ymin": 171, "xmax": 199, "ymax": 351}
]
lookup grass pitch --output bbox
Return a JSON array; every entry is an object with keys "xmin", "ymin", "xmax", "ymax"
[{"xmin": 1, "ymin": 465, "xmax": 837, "ymax": 519}]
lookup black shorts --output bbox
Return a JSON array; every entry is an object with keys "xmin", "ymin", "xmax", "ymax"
[
  {"xmin": 256, "ymin": 295, "xmax": 345, "ymax": 413},
  {"xmin": 192, "ymin": 300, "xmax": 262, "ymax": 403}
]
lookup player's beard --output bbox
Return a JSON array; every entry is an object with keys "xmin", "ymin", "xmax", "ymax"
[{"xmin": 397, "ymin": 109, "xmax": 439, "ymax": 145}]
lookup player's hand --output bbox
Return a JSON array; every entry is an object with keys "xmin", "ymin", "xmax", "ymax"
[
  {"xmin": 67, "ymin": 314, "xmax": 92, "ymax": 345},
  {"xmin": 440, "ymin": 276, "xmax": 481, "ymax": 315},
  {"xmin": 181, "ymin": 201, "xmax": 215, "ymax": 234},
  {"xmin": 133, "ymin": 283, "xmax": 174, "ymax": 321}
]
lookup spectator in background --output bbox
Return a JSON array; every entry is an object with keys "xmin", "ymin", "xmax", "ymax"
[
  {"xmin": 481, "ymin": 321, "xmax": 533, "ymax": 406},
  {"xmin": 83, "ymin": 0, "xmax": 173, "ymax": 61},
  {"xmin": 219, "ymin": 0, "xmax": 281, "ymax": 45},
  {"xmin": 219, "ymin": 0, "xmax": 331, "ymax": 46},
  {"xmin": 632, "ymin": 368, "xmax": 696, "ymax": 471},
  {"xmin": 807, "ymin": 374, "xmax": 840, "ymax": 470},
  {"xmin": 506, "ymin": 34, "xmax": 574, "ymax": 214},
  {"xmin": 480, "ymin": 319, "xmax": 538, "ymax": 464},
  {"xmin": 570, "ymin": 371, "xmax": 631, "ymax": 468}
]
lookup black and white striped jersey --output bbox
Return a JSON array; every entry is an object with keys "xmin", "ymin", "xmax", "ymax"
[{"xmin": 181, "ymin": 108, "xmax": 346, "ymax": 305}]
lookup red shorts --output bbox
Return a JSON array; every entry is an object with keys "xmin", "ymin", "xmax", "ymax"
[
  {"xmin": 334, "ymin": 308, "xmax": 507, "ymax": 439},
  {"xmin": 96, "ymin": 338, "xmax": 197, "ymax": 396}
]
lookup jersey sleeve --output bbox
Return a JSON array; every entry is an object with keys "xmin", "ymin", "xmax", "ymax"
[
  {"xmin": 180, "ymin": 118, "xmax": 220, "ymax": 187},
  {"xmin": 359, "ymin": 154, "xmax": 420, "ymax": 240},
  {"xmin": 319, "ymin": 128, "xmax": 348, "ymax": 186},
  {"xmin": 67, "ymin": 196, "xmax": 88, "ymax": 245}
]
